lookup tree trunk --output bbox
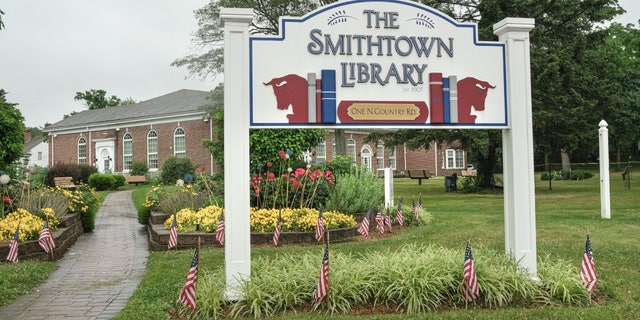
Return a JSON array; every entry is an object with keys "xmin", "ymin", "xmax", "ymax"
[
  {"xmin": 474, "ymin": 131, "xmax": 499, "ymax": 188},
  {"xmin": 561, "ymin": 149, "xmax": 571, "ymax": 171},
  {"xmin": 334, "ymin": 129, "xmax": 346, "ymax": 156},
  {"xmin": 615, "ymin": 137, "xmax": 621, "ymax": 171}
]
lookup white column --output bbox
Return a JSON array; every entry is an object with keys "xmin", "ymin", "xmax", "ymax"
[
  {"xmin": 384, "ymin": 167, "xmax": 394, "ymax": 208},
  {"xmin": 493, "ymin": 18, "xmax": 537, "ymax": 277},
  {"xmin": 221, "ymin": 8, "xmax": 254, "ymax": 300},
  {"xmin": 598, "ymin": 120, "xmax": 611, "ymax": 219}
]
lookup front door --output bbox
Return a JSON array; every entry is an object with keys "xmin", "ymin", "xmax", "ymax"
[
  {"xmin": 361, "ymin": 146, "xmax": 372, "ymax": 171},
  {"xmin": 94, "ymin": 138, "xmax": 115, "ymax": 173}
]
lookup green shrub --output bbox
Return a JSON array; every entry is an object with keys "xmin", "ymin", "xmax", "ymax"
[
  {"xmin": 541, "ymin": 169, "xmax": 594, "ymax": 181},
  {"xmin": 326, "ymin": 155, "xmax": 355, "ymax": 175},
  {"xmin": 326, "ymin": 166, "xmax": 383, "ymax": 214},
  {"xmin": 113, "ymin": 174, "xmax": 126, "ymax": 189},
  {"xmin": 88, "ymin": 173, "xmax": 116, "ymax": 191},
  {"xmin": 45, "ymin": 163, "xmax": 97, "ymax": 186},
  {"xmin": 130, "ymin": 161, "xmax": 149, "ymax": 176},
  {"xmin": 160, "ymin": 156, "xmax": 195, "ymax": 184}
]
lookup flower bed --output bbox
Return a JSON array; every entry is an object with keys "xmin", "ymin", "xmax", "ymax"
[{"xmin": 147, "ymin": 212, "xmax": 361, "ymax": 251}]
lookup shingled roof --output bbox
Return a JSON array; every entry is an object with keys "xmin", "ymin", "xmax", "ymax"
[{"xmin": 44, "ymin": 89, "xmax": 212, "ymax": 132}]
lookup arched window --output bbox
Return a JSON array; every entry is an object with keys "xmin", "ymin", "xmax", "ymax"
[
  {"xmin": 316, "ymin": 141, "xmax": 326, "ymax": 163},
  {"xmin": 376, "ymin": 140, "xmax": 385, "ymax": 170},
  {"xmin": 389, "ymin": 146, "xmax": 397, "ymax": 170},
  {"xmin": 147, "ymin": 130, "xmax": 158, "ymax": 169},
  {"xmin": 174, "ymin": 127, "xmax": 186, "ymax": 157},
  {"xmin": 77, "ymin": 137, "xmax": 87, "ymax": 164},
  {"xmin": 123, "ymin": 132, "xmax": 133, "ymax": 171},
  {"xmin": 347, "ymin": 138, "xmax": 356, "ymax": 162}
]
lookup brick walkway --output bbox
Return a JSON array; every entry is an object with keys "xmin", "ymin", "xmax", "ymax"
[{"xmin": 0, "ymin": 190, "xmax": 149, "ymax": 320}]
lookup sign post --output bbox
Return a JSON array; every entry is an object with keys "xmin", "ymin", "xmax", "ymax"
[
  {"xmin": 494, "ymin": 18, "xmax": 537, "ymax": 277},
  {"xmin": 221, "ymin": 8, "xmax": 254, "ymax": 300}
]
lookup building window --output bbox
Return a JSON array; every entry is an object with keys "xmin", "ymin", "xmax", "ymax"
[
  {"xmin": 376, "ymin": 141, "xmax": 385, "ymax": 170},
  {"xmin": 123, "ymin": 132, "xmax": 133, "ymax": 172},
  {"xmin": 174, "ymin": 127, "xmax": 186, "ymax": 157},
  {"xmin": 37, "ymin": 151, "xmax": 42, "ymax": 161},
  {"xmin": 147, "ymin": 130, "xmax": 158, "ymax": 169},
  {"xmin": 77, "ymin": 137, "xmax": 87, "ymax": 164},
  {"xmin": 316, "ymin": 141, "xmax": 326, "ymax": 164},
  {"xmin": 389, "ymin": 146, "xmax": 397, "ymax": 170},
  {"xmin": 446, "ymin": 149, "xmax": 465, "ymax": 169},
  {"xmin": 347, "ymin": 138, "xmax": 356, "ymax": 162}
]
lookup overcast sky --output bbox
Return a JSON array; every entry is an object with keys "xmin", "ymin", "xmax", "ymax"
[{"xmin": 1, "ymin": 0, "xmax": 638, "ymax": 128}]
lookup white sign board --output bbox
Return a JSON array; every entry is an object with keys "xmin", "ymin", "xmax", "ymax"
[{"xmin": 250, "ymin": 0, "xmax": 507, "ymax": 128}]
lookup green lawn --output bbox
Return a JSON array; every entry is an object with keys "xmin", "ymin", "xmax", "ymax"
[
  {"xmin": 113, "ymin": 171, "xmax": 640, "ymax": 319},
  {"xmin": 2, "ymin": 172, "xmax": 639, "ymax": 319}
]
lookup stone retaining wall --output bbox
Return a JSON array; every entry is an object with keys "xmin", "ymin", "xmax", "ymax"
[
  {"xmin": 147, "ymin": 212, "xmax": 362, "ymax": 251},
  {"xmin": 0, "ymin": 213, "xmax": 84, "ymax": 262}
]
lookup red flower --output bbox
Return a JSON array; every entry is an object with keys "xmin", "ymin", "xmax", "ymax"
[
  {"xmin": 2, "ymin": 197, "xmax": 13, "ymax": 204},
  {"xmin": 267, "ymin": 161, "xmax": 273, "ymax": 168},
  {"xmin": 292, "ymin": 180, "xmax": 301, "ymax": 189},
  {"xmin": 279, "ymin": 150, "xmax": 286, "ymax": 159}
]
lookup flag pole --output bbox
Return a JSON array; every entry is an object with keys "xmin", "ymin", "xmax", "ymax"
[{"xmin": 325, "ymin": 228, "xmax": 330, "ymax": 307}]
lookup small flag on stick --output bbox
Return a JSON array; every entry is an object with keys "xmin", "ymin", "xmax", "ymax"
[
  {"xmin": 374, "ymin": 208, "xmax": 384, "ymax": 234},
  {"xmin": 215, "ymin": 214, "xmax": 225, "ymax": 246},
  {"xmin": 315, "ymin": 208, "xmax": 325, "ymax": 242},
  {"xmin": 315, "ymin": 239, "xmax": 330, "ymax": 303},
  {"xmin": 395, "ymin": 198, "xmax": 404, "ymax": 226},
  {"xmin": 5, "ymin": 226, "xmax": 19, "ymax": 263},
  {"xmin": 417, "ymin": 194, "xmax": 423, "ymax": 210},
  {"xmin": 581, "ymin": 235, "xmax": 597, "ymax": 293},
  {"xmin": 273, "ymin": 210, "xmax": 282, "ymax": 246},
  {"xmin": 38, "ymin": 219, "xmax": 56, "ymax": 253},
  {"xmin": 178, "ymin": 246, "xmax": 199, "ymax": 311},
  {"xmin": 462, "ymin": 240, "xmax": 479, "ymax": 303},
  {"xmin": 168, "ymin": 213, "xmax": 178, "ymax": 249},
  {"xmin": 357, "ymin": 209, "xmax": 371, "ymax": 238},
  {"xmin": 384, "ymin": 207, "xmax": 393, "ymax": 232}
]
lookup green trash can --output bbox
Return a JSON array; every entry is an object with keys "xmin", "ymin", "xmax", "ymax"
[{"xmin": 445, "ymin": 174, "xmax": 457, "ymax": 192}]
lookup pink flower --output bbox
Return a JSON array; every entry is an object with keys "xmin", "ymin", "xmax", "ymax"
[
  {"xmin": 279, "ymin": 150, "xmax": 286, "ymax": 159},
  {"xmin": 267, "ymin": 161, "xmax": 273, "ymax": 168},
  {"xmin": 2, "ymin": 197, "xmax": 13, "ymax": 204}
]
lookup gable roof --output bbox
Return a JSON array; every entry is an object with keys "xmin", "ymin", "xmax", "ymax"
[{"xmin": 44, "ymin": 89, "xmax": 212, "ymax": 132}]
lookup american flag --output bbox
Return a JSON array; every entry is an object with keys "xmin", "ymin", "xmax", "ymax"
[
  {"xmin": 273, "ymin": 210, "xmax": 282, "ymax": 246},
  {"xmin": 395, "ymin": 198, "xmax": 404, "ymax": 226},
  {"xmin": 168, "ymin": 214, "xmax": 178, "ymax": 249},
  {"xmin": 417, "ymin": 194, "xmax": 423, "ymax": 210},
  {"xmin": 215, "ymin": 214, "xmax": 225, "ymax": 246},
  {"xmin": 374, "ymin": 208, "xmax": 384, "ymax": 234},
  {"xmin": 38, "ymin": 219, "xmax": 56, "ymax": 253},
  {"xmin": 357, "ymin": 209, "xmax": 371, "ymax": 238},
  {"xmin": 5, "ymin": 226, "xmax": 19, "ymax": 263},
  {"xmin": 384, "ymin": 207, "xmax": 393, "ymax": 232},
  {"xmin": 462, "ymin": 240, "xmax": 479, "ymax": 303},
  {"xmin": 315, "ymin": 209, "xmax": 325, "ymax": 242},
  {"xmin": 178, "ymin": 247, "xmax": 199, "ymax": 311},
  {"xmin": 581, "ymin": 235, "xmax": 597, "ymax": 293},
  {"xmin": 315, "ymin": 241, "xmax": 329, "ymax": 303}
]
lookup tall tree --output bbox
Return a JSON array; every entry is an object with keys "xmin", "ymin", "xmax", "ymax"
[
  {"xmin": 74, "ymin": 89, "xmax": 134, "ymax": 110},
  {"xmin": 0, "ymin": 90, "xmax": 25, "ymax": 169}
]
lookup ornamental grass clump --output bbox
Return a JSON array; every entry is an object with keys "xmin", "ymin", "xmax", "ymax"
[{"xmin": 190, "ymin": 244, "xmax": 588, "ymax": 318}]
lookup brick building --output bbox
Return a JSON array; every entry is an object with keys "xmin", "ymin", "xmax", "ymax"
[
  {"xmin": 43, "ymin": 89, "xmax": 215, "ymax": 175},
  {"xmin": 315, "ymin": 131, "xmax": 468, "ymax": 177},
  {"xmin": 43, "ymin": 89, "xmax": 470, "ymax": 177}
]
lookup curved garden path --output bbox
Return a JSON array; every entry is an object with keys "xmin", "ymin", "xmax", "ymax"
[{"xmin": 0, "ymin": 190, "xmax": 148, "ymax": 320}]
